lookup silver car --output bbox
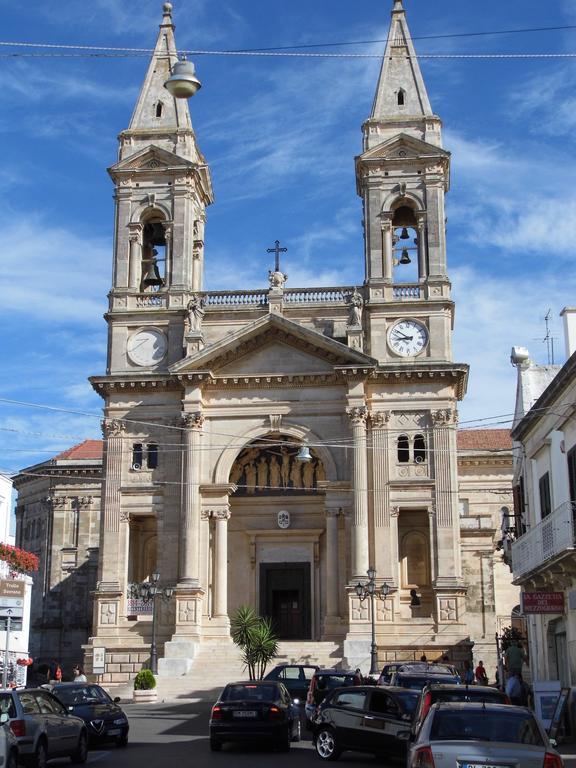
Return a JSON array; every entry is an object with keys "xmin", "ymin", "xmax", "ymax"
[
  {"xmin": 408, "ymin": 701, "xmax": 564, "ymax": 768},
  {"xmin": 0, "ymin": 687, "xmax": 87, "ymax": 768}
]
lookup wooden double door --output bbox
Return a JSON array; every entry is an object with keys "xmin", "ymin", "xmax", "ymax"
[{"xmin": 260, "ymin": 563, "xmax": 311, "ymax": 640}]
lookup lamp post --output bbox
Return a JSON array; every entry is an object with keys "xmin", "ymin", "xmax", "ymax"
[
  {"xmin": 355, "ymin": 567, "xmax": 390, "ymax": 676},
  {"xmin": 129, "ymin": 572, "xmax": 174, "ymax": 675}
]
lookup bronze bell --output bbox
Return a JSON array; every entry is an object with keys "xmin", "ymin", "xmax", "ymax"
[
  {"xmin": 142, "ymin": 259, "xmax": 164, "ymax": 288},
  {"xmin": 399, "ymin": 249, "xmax": 411, "ymax": 265},
  {"xmin": 400, "ymin": 227, "xmax": 410, "ymax": 239}
]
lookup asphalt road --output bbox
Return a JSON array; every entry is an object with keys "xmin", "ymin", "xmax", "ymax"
[{"xmin": 45, "ymin": 694, "xmax": 405, "ymax": 768}]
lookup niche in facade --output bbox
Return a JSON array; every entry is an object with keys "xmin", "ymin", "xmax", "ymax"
[{"xmin": 230, "ymin": 438, "xmax": 326, "ymax": 495}]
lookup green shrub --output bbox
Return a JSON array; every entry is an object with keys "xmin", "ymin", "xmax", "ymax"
[{"xmin": 133, "ymin": 668, "xmax": 156, "ymax": 690}]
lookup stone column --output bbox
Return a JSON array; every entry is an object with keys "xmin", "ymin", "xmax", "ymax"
[
  {"xmin": 416, "ymin": 214, "xmax": 427, "ymax": 280},
  {"xmin": 348, "ymin": 407, "xmax": 369, "ymax": 579},
  {"xmin": 381, "ymin": 217, "xmax": 393, "ymax": 281},
  {"xmin": 371, "ymin": 411, "xmax": 395, "ymax": 584},
  {"xmin": 213, "ymin": 509, "xmax": 230, "ymax": 618},
  {"xmin": 192, "ymin": 217, "xmax": 205, "ymax": 292},
  {"xmin": 163, "ymin": 222, "xmax": 173, "ymax": 289},
  {"xmin": 180, "ymin": 411, "xmax": 204, "ymax": 586},
  {"xmin": 325, "ymin": 509, "xmax": 340, "ymax": 617},
  {"xmin": 98, "ymin": 419, "xmax": 125, "ymax": 590},
  {"xmin": 432, "ymin": 408, "xmax": 464, "ymax": 624},
  {"xmin": 128, "ymin": 225, "xmax": 142, "ymax": 290}
]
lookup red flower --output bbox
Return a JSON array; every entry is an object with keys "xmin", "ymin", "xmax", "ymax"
[{"xmin": 0, "ymin": 544, "xmax": 39, "ymax": 573}]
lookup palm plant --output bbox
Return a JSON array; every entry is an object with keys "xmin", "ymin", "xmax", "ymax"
[{"xmin": 231, "ymin": 606, "xmax": 279, "ymax": 679}]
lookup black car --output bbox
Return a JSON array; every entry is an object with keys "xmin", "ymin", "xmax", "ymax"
[
  {"xmin": 209, "ymin": 681, "xmax": 301, "ymax": 752},
  {"xmin": 49, "ymin": 683, "xmax": 129, "ymax": 748},
  {"xmin": 411, "ymin": 682, "xmax": 510, "ymax": 739},
  {"xmin": 388, "ymin": 667, "xmax": 460, "ymax": 691},
  {"xmin": 312, "ymin": 685, "xmax": 417, "ymax": 762},
  {"xmin": 263, "ymin": 664, "xmax": 318, "ymax": 704}
]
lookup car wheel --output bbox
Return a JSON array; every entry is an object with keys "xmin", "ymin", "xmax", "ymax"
[
  {"xmin": 209, "ymin": 737, "xmax": 222, "ymax": 752},
  {"xmin": 71, "ymin": 732, "xmax": 88, "ymax": 764},
  {"xmin": 6, "ymin": 750, "xmax": 17, "ymax": 768},
  {"xmin": 116, "ymin": 733, "xmax": 128, "ymax": 748},
  {"xmin": 33, "ymin": 741, "xmax": 47, "ymax": 768},
  {"xmin": 315, "ymin": 728, "xmax": 340, "ymax": 761}
]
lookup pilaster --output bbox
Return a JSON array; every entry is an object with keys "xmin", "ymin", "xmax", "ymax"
[
  {"xmin": 347, "ymin": 406, "xmax": 370, "ymax": 579},
  {"xmin": 371, "ymin": 411, "xmax": 394, "ymax": 584}
]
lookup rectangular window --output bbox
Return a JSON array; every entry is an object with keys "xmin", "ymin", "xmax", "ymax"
[
  {"xmin": 568, "ymin": 446, "xmax": 576, "ymax": 504},
  {"xmin": 513, "ymin": 481, "xmax": 526, "ymax": 535},
  {"xmin": 147, "ymin": 443, "xmax": 159, "ymax": 469},
  {"xmin": 539, "ymin": 472, "xmax": 552, "ymax": 519}
]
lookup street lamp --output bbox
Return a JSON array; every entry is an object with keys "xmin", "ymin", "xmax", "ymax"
[
  {"xmin": 129, "ymin": 572, "xmax": 174, "ymax": 675},
  {"xmin": 164, "ymin": 57, "xmax": 202, "ymax": 99},
  {"xmin": 355, "ymin": 567, "xmax": 390, "ymax": 676}
]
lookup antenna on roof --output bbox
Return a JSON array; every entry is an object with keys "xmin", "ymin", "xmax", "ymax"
[{"xmin": 533, "ymin": 309, "xmax": 557, "ymax": 365}]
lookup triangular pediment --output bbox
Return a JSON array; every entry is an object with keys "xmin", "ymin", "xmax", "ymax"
[
  {"xmin": 358, "ymin": 133, "xmax": 450, "ymax": 163},
  {"xmin": 109, "ymin": 145, "xmax": 194, "ymax": 175},
  {"xmin": 171, "ymin": 314, "xmax": 376, "ymax": 376}
]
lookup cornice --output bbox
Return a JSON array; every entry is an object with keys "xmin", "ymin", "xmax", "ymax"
[{"xmin": 90, "ymin": 374, "xmax": 180, "ymax": 398}]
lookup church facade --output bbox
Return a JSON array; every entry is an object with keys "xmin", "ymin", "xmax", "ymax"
[{"xmin": 80, "ymin": 0, "xmax": 517, "ymax": 679}]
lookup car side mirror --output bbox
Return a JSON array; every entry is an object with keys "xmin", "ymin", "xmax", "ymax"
[
  {"xmin": 396, "ymin": 730, "xmax": 411, "ymax": 741},
  {"xmin": 0, "ymin": 714, "xmax": 8, "ymax": 724},
  {"xmin": 114, "ymin": 697, "xmax": 121, "ymax": 703}
]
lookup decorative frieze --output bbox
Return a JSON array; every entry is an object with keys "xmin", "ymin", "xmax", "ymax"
[{"xmin": 100, "ymin": 602, "xmax": 118, "ymax": 626}]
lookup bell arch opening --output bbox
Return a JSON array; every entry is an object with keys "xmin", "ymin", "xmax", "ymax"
[
  {"xmin": 392, "ymin": 203, "xmax": 420, "ymax": 283},
  {"xmin": 140, "ymin": 212, "xmax": 167, "ymax": 292}
]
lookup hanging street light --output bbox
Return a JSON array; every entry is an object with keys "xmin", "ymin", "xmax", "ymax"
[
  {"xmin": 354, "ymin": 568, "xmax": 391, "ymax": 675},
  {"xmin": 164, "ymin": 57, "xmax": 202, "ymax": 99}
]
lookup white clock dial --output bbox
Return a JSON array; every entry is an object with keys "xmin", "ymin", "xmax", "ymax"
[
  {"xmin": 388, "ymin": 320, "xmax": 428, "ymax": 358},
  {"xmin": 127, "ymin": 328, "xmax": 168, "ymax": 367}
]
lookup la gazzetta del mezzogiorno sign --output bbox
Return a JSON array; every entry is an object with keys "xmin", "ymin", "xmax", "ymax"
[{"xmin": 522, "ymin": 592, "xmax": 565, "ymax": 614}]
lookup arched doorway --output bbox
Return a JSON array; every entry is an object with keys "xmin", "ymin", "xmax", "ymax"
[{"xmin": 227, "ymin": 436, "xmax": 327, "ymax": 640}]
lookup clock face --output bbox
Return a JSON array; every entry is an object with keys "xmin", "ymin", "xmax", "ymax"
[
  {"xmin": 127, "ymin": 328, "xmax": 168, "ymax": 367},
  {"xmin": 388, "ymin": 320, "xmax": 428, "ymax": 358}
]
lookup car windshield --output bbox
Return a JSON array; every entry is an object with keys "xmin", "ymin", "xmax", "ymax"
[
  {"xmin": 53, "ymin": 686, "xmax": 106, "ymax": 705},
  {"xmin": 222, "ymin": 684, "xmax": 277, "ymax": 702},
  {"xmin": 435, "ymin": 690, "xmax": 504, "ymax": 704},
  {"xmin": 319, "ymin": 675, "xmax": 355, "ymax": 689},
  {"xmin": 430, "ymin": 710, "xmax": 545, "ymax": 745}
]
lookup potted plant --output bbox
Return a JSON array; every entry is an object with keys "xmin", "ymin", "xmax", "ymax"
[{"xmin": 132, "ymin": 668, "xmax": 157, "ymax": 703}]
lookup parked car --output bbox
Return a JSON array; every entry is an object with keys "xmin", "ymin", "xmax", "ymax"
[
  {"xmin": 408, "ymin": 701, "xmax": 564, "ymax": 768},
  {"xmin": 209, "ymin": 680, "xmax": 300, "ymax": 752},
  {"xmin": 411, "ymin": 682, "xmax": 510, "ymax": 738},
  {"xmin": 49, "ymin": 683, "xmax": 129, "ymax": 748},
  {"xmin": 0, "ymin": 712, "xmax": 18, "ymax": 768},
  {"xmin": 388, "ymin": 665, "xmax": 460, "ymax": 691},
  {"xmin": 312, "ymin": 685, "xmax": 417, "ymax": 762},
  {"xmin": 0, "ymin": 687, "xmax": 87, "ymax": 767},
  {"xmin": 263, "ymin": 664, "xmax": 318, "ymax": 706},
  {"xmin": 305, "ymin": 669, "xmax": 362, "ymax": 724}
]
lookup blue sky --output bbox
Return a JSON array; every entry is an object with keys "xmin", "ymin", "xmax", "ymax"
[{"xmin": 2, "ymin": 0, "xmax": 576, "ymax": 473}]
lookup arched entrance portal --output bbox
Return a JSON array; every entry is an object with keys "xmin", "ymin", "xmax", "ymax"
[{"xmin": 227, "ymin": 436, "xmax": 327, "ymax": 640}]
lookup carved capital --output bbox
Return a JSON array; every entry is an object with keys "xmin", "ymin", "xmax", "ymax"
[
  {"xmin": 325, "ymin": 507, "xmax": 341, "ymax": 519},
  {"xmin": 52, "ymin": 496, "xmax": 68, "ymax": 508},
  {"xmin": 181, "ymin": 411, "xmax": 205, "ymax": 430},
  {"xmin": 390, "ymin": 506, "xmax": 400, "ymax": 518},
  {"xmin": 432, "ymin": 408, "xmax": 457, "ymax": 427},
  {"xmin": 347, "ymin": 406, "xmax": 368, "ymax": 426},
  {"xmin": 75, "ymin": 496, "xmax": 93, "ymax": 509},
  {"xmin": 214, "ymin": 509, "xmax": 231, "ymax": 521},
  {"xmin": 102, "ymin": 419, "xmax": 126, "ymax": 438},
  {"xmin": 269, "ymin": 414, "xmax": 283, "ymax": 432},
  {"xmin": 370, "ymin": 410, "xmax": 391, "ymax": 429}
]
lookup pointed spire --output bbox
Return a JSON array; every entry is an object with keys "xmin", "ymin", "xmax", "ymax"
[
  {"xmin": 370, "ymin": 0, "xmax": 433, "ymax": 122},
  {"xmin": 121, "ymin": 3, "xmax": 199, "ymax": 162}
]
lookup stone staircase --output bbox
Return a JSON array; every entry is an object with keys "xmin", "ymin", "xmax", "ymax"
[{"xmin": 148, "ymin": 640, "xmax": 344, "ymax": 703}]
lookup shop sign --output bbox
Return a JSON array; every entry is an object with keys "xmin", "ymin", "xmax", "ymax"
[{"xmin": 522, "ymin": 591, "xmax": 564, "ymax": 614}]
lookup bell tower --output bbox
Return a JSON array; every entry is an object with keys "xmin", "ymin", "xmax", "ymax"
[
  {"xmin": 105, "ymin": 2, "xmax": 213, "ymax": 376},
  {"xmin": 356, "ymin": 0, "xmax": 452, "ymax": 363}
]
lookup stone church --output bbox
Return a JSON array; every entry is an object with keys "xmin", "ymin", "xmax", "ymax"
[{"xmin": 15, "ymin": 0, "xmax": 519, "ymax": 682}]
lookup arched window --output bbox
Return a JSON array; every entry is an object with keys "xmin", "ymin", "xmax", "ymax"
[
  {"xmin": 132, "ymin": 444, "xmax": 143, "ymax": 470},
  {"xmin": 397, "ymin": 89, "xmax": 405, "ymax": 106},
  {"xmin": 397, "ymin": 435, "xmax": 410, "ymax": 463},
  {"xmin": 392, "ymin": 204, "xmax": 419, "ymax": 282},
  {"xmin": 414, "ymin": 434, "xmax": 427, "ymax": 463},
  {"xmin": 147, "ymin": 443, "xmax": 159, "ymax": 469},
  {"xmin": 141, "ymin": 217, "xmax": 167, "ymax": 291},
  {"xmin": 155, "ymin": 102, "xmax": 163, "ymax": 118}
]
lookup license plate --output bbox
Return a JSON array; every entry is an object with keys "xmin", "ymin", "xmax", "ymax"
[
  {"xmin": 233, "ymin": 711, "xmax": 257, "ymax": 718},
  {"xmin": 461, "ymin": 764, "xmax": 512, "ymax": 768},
  {"xmin": 107, "ymin": 729, "xmax": 121, "ymax": 736}
]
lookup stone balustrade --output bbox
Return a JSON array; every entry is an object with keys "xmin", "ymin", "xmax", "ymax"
[
  {"xmin": 205, "ymin": 291, "xmax": 268, "ymax": 307},
  {"xmin": 393, "ymin": 285, "xmax": 422, "ymax": 299}
]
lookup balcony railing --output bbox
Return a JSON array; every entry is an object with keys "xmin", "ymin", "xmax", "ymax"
[{"xmin": 511, "ymin": 500, "xmax": 576, "ymax": 581}]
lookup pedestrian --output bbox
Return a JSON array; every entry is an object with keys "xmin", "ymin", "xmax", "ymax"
[
  {"xmin": 73, "ymin": 665, "xmax": 87, "ymax": 683},
  {"xmin": 463, "ymin": 660, "xmax": 474, "ymax": 685},
  {"xmin": 504, "ymin": 640, "xmax": 526, "ymax": 677},
  {"xmin": 420, "ymin": 654, "xmax": 428, "ymax": 663},
  {"xmin": 48, "ymin": 659, "xmax": 62, "ymax": 683},
  {"xmin": 505, "ymin": 671, "xmax": 523, "ymax": 705},
  {"xmin": 475, "ymin": 660, "xmax": 489, "ymax": 685}
]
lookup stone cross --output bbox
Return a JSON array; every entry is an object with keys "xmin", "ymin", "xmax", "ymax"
[{"xmin": 267, "ymin": 240, "xmax": 288, "ymax": 272}]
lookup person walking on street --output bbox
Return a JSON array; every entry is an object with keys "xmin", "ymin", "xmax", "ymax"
[
  {"xmin": 475, "ymin": 660, "xmax": 489, "ymax": 685},
  {"xmin": 463, "ymin": 661, "xmax": 475, "ymax": 685},
  {"xmin": 505, "ymin": 672, "xmax": 523, "ymax": 705},
  {"xmin": 73, "ymin": 665, "xmax": 87, "ymax": 683},
  {"xmin": 504, "ymin": 641, "xmax": 526, "ymax": 677}
]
